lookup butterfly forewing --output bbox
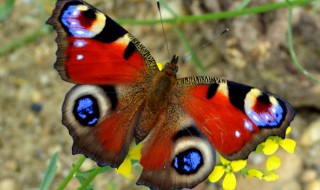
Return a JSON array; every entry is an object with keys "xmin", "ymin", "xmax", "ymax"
[
  {"xmin": 46, "ymin": 0, "xmax": 159, "ymax": 85},
  {"xmin": 178, "ymin": 76, "xmax": 295, "ymax": 160}
]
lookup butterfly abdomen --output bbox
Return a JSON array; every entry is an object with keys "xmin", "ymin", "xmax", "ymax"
[
  {"xmin": 134, "ymin": 69, "xmax": 179, "ymax": 142},
  {"xmin": 149, "ymin": 70, "xmax": 177, "ymax": 104}
]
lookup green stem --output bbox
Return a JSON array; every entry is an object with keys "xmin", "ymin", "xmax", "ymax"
[
  {"xmin": 287, "ymin": 3, "xmax": 320, "ymax": 84},
  {"xmin": 0, "ymin": 26, "xmax": 51, "ymax": 56},
  {"xmin": 77, "ymin": 167, "xmax": 104, "ymax": 190},
  {"xmin": 158, "ymin": 0, "xmax": 205, "ymax": 74},
  {"xmin": 172, "ymin": 25, "xmax": 206, "ymax": 75},
  {"xmin": 56, "ymin": 156, "xmax": 86, "ymax": 190},
  {"xmin": 117, "ymin": 0, "xmax": 312, "ymax": 25},
  {"xmin": 1, "ymin": 0, "xmax": 312, "ymax": 56}
]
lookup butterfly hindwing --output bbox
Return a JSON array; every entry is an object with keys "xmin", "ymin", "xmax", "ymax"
[
  {"xmin": 47, "ymin": 0, "xmax": 159, "ymax": 85},
  {"xmin": 178, "ymin": 76, "xmax": 295, "ymax": 160},
  {"xmin": 62, "ymin": 84, "xmax": 145, "ymax": 167},
  {"xmin": 137, "ymin": 104, "xmax": 216, "ymax": 190}
]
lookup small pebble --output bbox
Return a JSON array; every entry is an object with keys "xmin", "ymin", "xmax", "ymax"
[
  {"xmin": 300, "ymin": 119, "xmax": 320, "ymax": 147},
  {"xmin": 4, "ymin": 160, "xmax": 18, "ymax": 171},
  {"xmin": 0, "ymin": 178, "xmax": 18, "ymax": 190},
  {"xmin": 301, "ymin": 169, "xmax": 318, "ymax": 183},
  {"xmin": 281, "ymin": 179, "xmax": 302, "ymax": 190},
  {"xmin": 30, "ymin": 103, "xmax": 43, "ymax": 113},
  {"xmin": 307, "ymin": 179, "xmax": 320, "ymax": 190}
]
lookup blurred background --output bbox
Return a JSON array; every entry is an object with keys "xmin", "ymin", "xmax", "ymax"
[{"xmin": 1, "ymin": 0, "xmax": 320, "ymax": 189}]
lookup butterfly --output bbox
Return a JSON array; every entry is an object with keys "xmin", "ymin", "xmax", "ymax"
[{"xmin": 47, "ymin": 0, "xmax": 295, "ymax": 189}]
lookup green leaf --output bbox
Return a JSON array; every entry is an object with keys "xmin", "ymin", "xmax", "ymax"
[
  {"xmin": 77, "ymin": 167, "xmax": 105, "ymax": 190},
  {"xmin": 0, "ymin": 0, "xmax": 15, "ymax": 20},
  {"xmin": 57, "ymin": 155, "xmax": 87, "ymax": 190},
  {"xmin": 255, "ymin": 143, "xmax": 264, "ymax": 153},
  {"xmin": 76, "ymin": 165, "xmax": 112, "ymax": 175},
  {"xmin": 39, "ymin": 152, "xmax": 59, "ymax": 190},
  {"xmin": 75, "ymin": 175, "xmax": 94, "ymax": 190},
  {"xmin": 76, "ymin": 175, "xmax": 87, "ymax": 184}
]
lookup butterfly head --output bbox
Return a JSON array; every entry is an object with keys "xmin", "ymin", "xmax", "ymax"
[{"xmin": 163, "ymin": 55, "xmax": 179, "ymax": 77}]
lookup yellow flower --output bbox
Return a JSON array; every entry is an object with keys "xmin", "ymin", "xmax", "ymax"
[
  {"xmin": 247, "ymin": 155, "xmax": 281, "ymax": 181},
  {"xmin": 156, "ymin": 62, "xmax": 163, "ymax": 71},
  {"xmin": 257, "ymin": 127, "xmax": 296, "ymax": 155},
  {"xmin": 209, "ymin": 156, "xmax": 247, "ymax": 190},
  {"xmin": 263, "ymin": 172, "xmax": 279, "ymax": 181},
  {"xmin": 262, "ymin": 155, "xmax": 280, "ymax": 181},
  {"xmin": 262, "ymin": 138, "xmax": 279, "ymax": 155},
  {"xmin": 278, "ymin": 138, "xmax": 296, "ymax": 153},
  {"xmin": 116, "ymin": 143, "xmax": 142, "ymax": 179},
  {"xmin": 247, "ymin": 168, "xmax": 264, "ymax": 179},
  {"xmin": 266, "ymin": 155, "xmax": 281, "ymax": 171}
]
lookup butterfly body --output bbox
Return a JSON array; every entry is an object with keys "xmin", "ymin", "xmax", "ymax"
[{"xmin": 47, "ymin": 0, "xmax": 295, "ymax": 189}]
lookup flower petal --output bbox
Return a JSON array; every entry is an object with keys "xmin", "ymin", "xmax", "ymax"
[
  {"xmin": 222, "ymin": 172, "xmax": 236, "ymax": 190},
  {"xmin": 220, "ymin": 155, "xmax": 231, "ymax": 165},
  {"xmin": 231, "ymin": 160, "xmax": 247, "ymax": 172},
  {"xmin": 247, "ymin": 168, "xmax": 263, "ymax": 179},
  {"xmin": 286, "ymin": 126, "xmax": 292, "ymax": 135},
  {"xmin": 263, "ymin": 139, "xmax": 279, "ymax": 155},
  {"xmin": 263, "ymin": 172, "xmax": 279, "ymax": 181},
  {"xmin": 208, "ymin": 165, "xmax": 225, "ymax": 183},
  {"xmin": 279, "ymin": 138, "xmax": 296, "ymax": 153},
  {"xmin": 116, "ymin": 157, "xmax": 133, "ymax": 179},
  {"xmin": 266, "ymin": 155, "xmax": 281, "ymax": 171},
  {"xmin": 156, "ymin": 63, "xmax": 163, "ymax": 71},
  {"xmin": 128, "ymin": 143, "xmax": 143, "ymax": 160}
]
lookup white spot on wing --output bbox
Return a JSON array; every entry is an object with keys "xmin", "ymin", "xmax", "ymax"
[
  {"xmin": 244, "ymin": 119, "xmax": 253, "ymax": 131},
  {"xmin": 72, "ymin": 10, "xmax": 79, "ymax": 16},
  {"xmin": 252, "ymin": 115, "xmax": 260, "ymax": 123},
  {"xmin": 75, "ymin": 30, "xmax": 85, "ymax": 35},
  {"xmin": 70, "ymin": 20, "xmax": 77, "ymax": 26},
  {"xmin": 74, "ymin": 40, "xmax": 87, "ymax": 48},
  {"xmin": 76, "ymin": 54, "xmax": 84, "ymax": 60},
  {"xmin": 235, "ymin": 130, "xmax": 241, "ymax": 138},
  {"xmin": 271, "ymin": 107, "xmax": 277, "ymax": 114}
]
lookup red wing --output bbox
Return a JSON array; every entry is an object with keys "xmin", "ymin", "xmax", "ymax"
[
  {"xmin": 178, "ymin": 76, "xmax": 295, "ymax": 160},
  {"xmin": 137, "ymin": 104, "xmax": 216, "ymax": 190},
  {"xmin": 62, "ymin": 84, "xmax": 145, "ymax": 167},
  {"xmin": 47, "ymin": 0, "xmax": 159, "ymax": 85}
]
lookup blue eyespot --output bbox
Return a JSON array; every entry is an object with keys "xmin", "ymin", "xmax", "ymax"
[
  {"xmin": 172, "ymin": 148, "xmax": 203, "ymax": 175},
  {"xmin": 246, "ymin": 103, "xmax": 284, "ymax": 128},
  {"xmin": 61, "ymin": 5, "xmax": 95, "ymax": 38},
  {"xmin": 73, "ymin": 95, "xmax": 99, "ymax": 127}
]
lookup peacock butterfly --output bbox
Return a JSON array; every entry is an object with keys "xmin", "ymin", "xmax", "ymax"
[{"xmin": 47, "ymin": 0, "xmax": 295, "ymax": 189}]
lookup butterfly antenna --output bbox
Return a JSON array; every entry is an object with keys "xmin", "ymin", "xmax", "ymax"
[
  {"xmin": 220, "ymin": 27, "xmax": 229, "ymax": 35},
  {"xmin": 199, "ymin": 27, "xmax": 229, "ymax": 51},
  {"xmin": 181, "ymin": 27, "xmax": 229, "ymax": 63},
  {"xmin": 157, "ymin": 0, "xmax": 171, "ymax": 60}
]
